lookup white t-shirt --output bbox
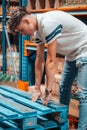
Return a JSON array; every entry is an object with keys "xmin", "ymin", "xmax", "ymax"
[{"xmin": 35, "ymin": 11, "xmax": 87, "ymax": 61}]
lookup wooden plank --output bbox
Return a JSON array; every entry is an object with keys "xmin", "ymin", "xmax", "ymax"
[
  {"xmin": 0, "ymin": 121, "xmax": 21, "ymax": 130},
  {"xmin": 0, "ymin": 99, "xmax": 44, "ymax": 117},
  {"xmin": 45, "ymin": 0, "xmax": 55, "ymax": 8},
  {"xmin": 0, "ymin": 102, "xmax": 36, "ymax": 118},
  {"xmin": 0, "ymin": 85, "xmax": 32, "ymax": 99},
  {"xmin": 19, "ymin": 117, "xmax": 37, "ymax": 129},
  {"xmin": 34, "ymin": 125, "xmax": 44, "ymax": 130},
  {"xmin": 0, "ymin": 105, "xmax": 18, "ymax": 118},
  {"xmin": 36, "ymin": 0, "xmax": 45, "ymax": 9},
  {"xmin": 39, "ymin": 120, "xmax": 58, "ymax": 129},
  {"xmin": 0, "ymin": 85, "xmax": 68, "ymax": 130},
  {"xmin": 0, "ymin": 114, "xmax": 7, "ymax": 121},
  {"xmin": 0, "ymin": 87, "xmax": 52, "ymax": 114},
  {"xmin": 37, "ymin": 99, "xmax": 67, "ymax": 112},
  {"xmin": 0, "ymin": 85, "xmax": 67, "ymax": 113},
  {"xmin": 1, "ymin": 124, "xmax": 44, "ymax": 130},
  {"xmin": 29, "ymin": 5, "xmax": 87, "ymax": 13},
  {"xmin": 27, "ymin": 0, "xmax": 35, "ymax": 10},
  {"xmin": 48, "ymin": 101, "xmax": 67, "ymax": 111},
  {"xmin": 0, "ymin": 98, "xmax": 37, "ymax": 129},
  {"xmin": 0, "ymin": 95, "xmax": 36, "ymax": 117}
]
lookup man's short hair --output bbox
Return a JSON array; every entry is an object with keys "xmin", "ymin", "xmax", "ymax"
[{"xmin": 7, "ymin": 6, "xmax": 30, "ymax": 34}]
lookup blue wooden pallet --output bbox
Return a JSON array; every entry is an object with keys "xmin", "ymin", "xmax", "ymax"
[{"xmin": 0, "ymin": 85, "xmax": 68, "ymax": 130}]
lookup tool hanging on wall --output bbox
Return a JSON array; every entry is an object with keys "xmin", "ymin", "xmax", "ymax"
[{"xmin": 4, "ymin": 26, "xmax": 18, "ymax": 83}]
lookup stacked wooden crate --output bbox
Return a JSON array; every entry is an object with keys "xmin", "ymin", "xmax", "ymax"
[{"xmin": 0, "ymin": 85, "xmax": 68, "ymax": 130}]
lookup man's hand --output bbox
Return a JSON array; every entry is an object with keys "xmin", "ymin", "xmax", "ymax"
[{"xmin": 31, "ymin": 87, "xmax": 42, "ymax": 102}]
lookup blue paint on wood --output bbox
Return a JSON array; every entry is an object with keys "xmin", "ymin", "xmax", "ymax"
[
  {"xmin": 0, "ymin": 85, "xmax": 68, "ymax": 130},
  {"xmin": 0, "ymin": 106, "xmax": 18, "ymax": 118},
  {"xmin": 0, "ymin": 85, "xmax": 68, "ymax": 113},
  {"xmin": 0, "ymin": 94, "xmax": 36, "ymax": 116},
  {"xmin": 0, "ymin": 85, "xmax": 33, "ymax": 99},
  {"xmin": 0, "ymin": 88, "xmax": 52, "ymax": 114},
  {"xmin": 0, "ymin": 114, "xmax": 7, "ymax": 121},
  {"xmin": 39, "ymin": 120, "xmax": 59, "ymax": 129}
]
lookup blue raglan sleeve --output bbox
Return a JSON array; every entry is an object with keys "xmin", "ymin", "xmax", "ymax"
[
  {"xmin": 40, "ymin": 13, "xmax": 63, "ymax": 44},
  {"xmin": 35, "ymin": 12, "xmax": 63, "ymax": 45}
]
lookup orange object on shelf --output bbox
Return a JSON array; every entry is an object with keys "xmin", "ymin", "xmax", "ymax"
[
  {"xmin": 24, "ymin": 41, "xmax": 31, "ymax": 56},
  {"xmin": 24, "ymin": 40, "xmax": 47, "ymax": 56},
  {"xmin": 18, "ymin": 80, "xmax": 29, "ymax": 91}
]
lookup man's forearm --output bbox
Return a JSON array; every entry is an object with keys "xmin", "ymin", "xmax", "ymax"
[
  {"xmin": 46, "ymin": 60, "xmax": 55, "ymax": 92},
  {"xmin": 35, "ymin": 58, "xmax": 44, "ymax": 89}
]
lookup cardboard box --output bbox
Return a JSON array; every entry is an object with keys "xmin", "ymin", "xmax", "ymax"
[{"xmin": 69, "ymin": 98, "xmax": 79, "ymax": 118}]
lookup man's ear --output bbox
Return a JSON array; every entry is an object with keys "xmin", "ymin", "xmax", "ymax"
[{"xmin": 23, "ymin": 18, "xmax": 29, "ymax": 24}]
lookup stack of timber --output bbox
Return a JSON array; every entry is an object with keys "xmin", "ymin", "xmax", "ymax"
[{"xmin": 0, "ymin": 85, "xmax": 68, "ymax": 130}]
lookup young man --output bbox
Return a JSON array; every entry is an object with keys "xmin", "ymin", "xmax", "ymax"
[{"xmin": 7, "ymin": 7, "xmax": 87, "ymax": 130}]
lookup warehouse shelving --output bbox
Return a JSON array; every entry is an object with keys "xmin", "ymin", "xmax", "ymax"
[
  {"xmin": 1, "ymin": 0, "xmax": 87, "ymax": 84},
  {"xmin": 27, "ymin": 0, "xmax": 87, "ymax": 16},
  {"xmin": 0, "ymin": 0, "xmax": 28, "ymax": 85}
]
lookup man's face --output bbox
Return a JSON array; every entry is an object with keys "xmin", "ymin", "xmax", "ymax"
[{"xmin": 16, "ymin": 17, "xmax": 35, "ymax": 36}]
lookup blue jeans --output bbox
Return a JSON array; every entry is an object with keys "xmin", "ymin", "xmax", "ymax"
[{"xmin": 59, "ymin": 57, "xmax": 87, "ymax": 130}]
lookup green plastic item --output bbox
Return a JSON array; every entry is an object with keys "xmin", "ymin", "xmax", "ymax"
[
  {"xmin": 0, "ymin": 74, "xmax": 6, "ymax": 82},
  {"xmin": 0, "ymin": 73, "xmax": 3, "ymax": 76},
  {"xmin": 4, "ymin": 75, "xmax": 11, "ymax": 82}
]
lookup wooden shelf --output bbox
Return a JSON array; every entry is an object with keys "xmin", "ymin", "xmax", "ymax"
[
  {"xmin": 27, "ymin": 0, "xmax": 87, "ymax": 10},
  {"xmin": 28, "ymin": 5, "xmax": 87, "ymax": 17},
  {"xmin": 27, "ymin": 0, "xmax": 87, "ymax": 17},
  {"xmin": 30, "ymin": 5, "xmax": 87, "ymax": 12}
]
